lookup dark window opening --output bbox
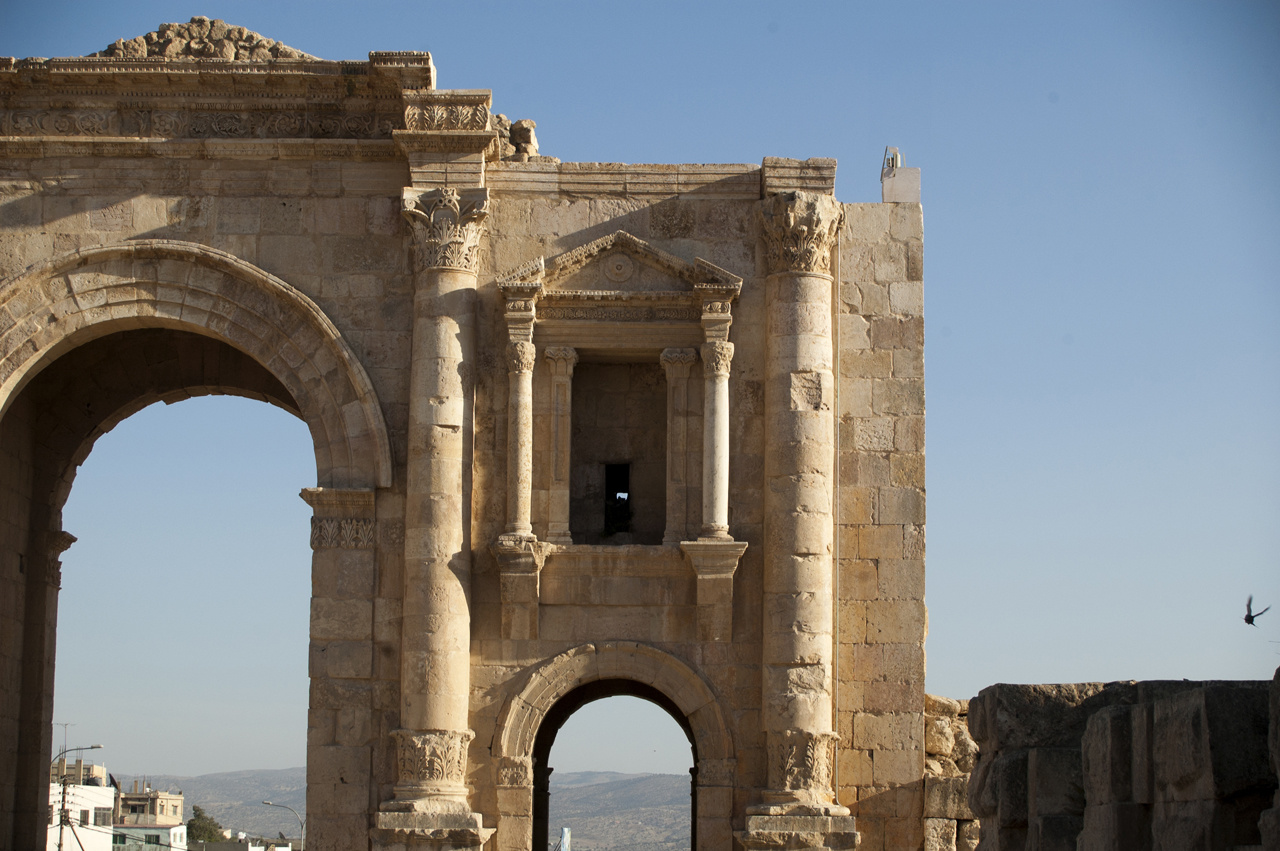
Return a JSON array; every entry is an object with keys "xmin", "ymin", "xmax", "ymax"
[{"xmin": 603, "ymin": 464, "xmax": 631, "ymax": 537}]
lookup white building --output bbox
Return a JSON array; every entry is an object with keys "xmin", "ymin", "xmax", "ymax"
[
  {"xmin": 46, "ymin": 781, "xmax": 114, "ymax": 851},
  {"xmin": 114, "ymin": 823, "xmax": 187, "ymax": 850}
]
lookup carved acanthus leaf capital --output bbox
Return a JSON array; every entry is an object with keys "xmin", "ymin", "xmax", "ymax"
[
  {"xmin": 402, "ymin": 188, "xmax": 490, "ymax": 273},
  {"xmin": 506, "ymin": 341, "xmax": 537, "ymax": 373},
  {"xmin": 392, "ymin": 728, "xmax": 473, "ymax": 786},
  {"xmin": 701, "ymin": 341, "xmax": 734, "ymax": 377},
  {"xmin": 767, "ymin": 729, "xmax": 839, "ymax": 796},
  {"xmin": 759, "ymin": 191, "xmax": 844, "ymax": 276}
]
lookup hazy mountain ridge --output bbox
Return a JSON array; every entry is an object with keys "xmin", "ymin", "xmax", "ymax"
[{"xmin": 117, "ymin": 768, "xmax": 689, "ymax": 848}]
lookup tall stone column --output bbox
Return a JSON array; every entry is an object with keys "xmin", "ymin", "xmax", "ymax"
[
  {"xmin": 740, "ymin": 191, "xmax": 857, "ymax": 851},
  {"xmin": 543, "ymin": 347, "xmax": 578, "ymax": 545},
  {"xmin": 661, "ymin": 347, "xmax": 697, "ymax": 544},
  {"xmin": 504, "ymin": 340, "xmax": 537, "ymax": 538},
  {"xmin": 376, "ymin": 187, "xmax": 493, "ymax": 849},
  {"xmin": 699, "ymin": 341, "xmax": 733, "ymax": 539}
]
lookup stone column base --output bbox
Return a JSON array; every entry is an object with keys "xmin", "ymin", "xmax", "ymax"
[
  {"xmin": 736, "ymin": 815, "xmax": 859, "ymax": 851},
  {"xmin": 371, "ymin": 812, "xmax": 495, "ymax": 851}
]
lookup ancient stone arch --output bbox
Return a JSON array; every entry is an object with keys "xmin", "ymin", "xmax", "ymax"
[
  {"xmin": 0, "ymin": 239, "xmax": 393, "ymax": 490},
  {"xmin": 3, "ymin": 24, "xmax": 927, "ymax": 851},
  {"xmin": 490, "ymin": 642, "xmax": 735, "ymax": 851},
  {"xmin": 0, "ymin": 239, "xmax": 392, "ymax": 847}
]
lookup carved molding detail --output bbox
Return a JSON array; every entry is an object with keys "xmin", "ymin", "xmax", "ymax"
[
  {"xmin": 0, "ymin": 108, "xmax": 401, "ymax": 139},
  {"xmin": 506, "ymin": 341, "xmax": 537, "ymax": 373},
  {"xmin": 402, "ymin": 188, "xmax": 490, "ymax": 273},
  {"xmin": 310, "ymin": 517, "xmax": 376, "ymax": 550},
  {"xmin": 497, "ymin": 757, "xmax": 533, "ymax": 788},
  {"xmin": 701, "ymin": 341, "xmax": 734, "ymax": 377},
  {"xmin": 544, "ymin": 347, "xmax": 579, "ymax": 371},
  {"xmin": 767, "ymin": 730, "xmax": 839, "ymax": 794},
  {"xmin": 392, "ymin": 728, "xmax": 473, "ymax": 786},
  {"xmin": 660, "ymin": 347, "xmax": 698, "ymax": 368},
  {"xmin": 89, "ymin": 17, "xmax": 317, "ymax": 61},
  {"xmin": 538, "ymin": 305, "xmax": 700, "ymax": 322},
  {"xmin": 45, "ymin": 531, "xmax": 78, "ymax": 589},
  {"xmin": 759, "ymin": 191, "xmax": 845, "ymax": 276}
]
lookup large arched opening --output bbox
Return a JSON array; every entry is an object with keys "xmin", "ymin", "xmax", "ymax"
[
  {"xmin": 0, "ymin": 242, "xmax": 391, "ymax": 849},
  {"xmin": 534, "ymin": 681, "xmax": 694, "ymax": 851},
  {"xmin": 492, "ymin": 643, "xmax": 736, "ymax": 851}
]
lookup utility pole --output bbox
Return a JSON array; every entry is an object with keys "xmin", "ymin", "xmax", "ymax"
[{"xmin": 52, "ymin": 744, "xmax": 101, "ymax": 851}]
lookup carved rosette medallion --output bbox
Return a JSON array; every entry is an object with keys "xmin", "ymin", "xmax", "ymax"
[
  {"xmin": 506, "ymin": 341, "xmax": 537, "ymax": 374},
  {"xmin": 758, "ymin": 191, "xmax": 845, "ymax": 276},
  {"xmin": 701, "ymin": 341, "xmax": 734, "ymax": 377},
  {"xmin": 767, "ymin": 729, "xmax": 839, "ymax": 795},
  {"xmin": 310, "ymin": 517, "xmax": 376, "ymax": 549},
  {"xmin": 402, "ymin": 188, "xmax": 490, "ymax": 273},
  {"xmin": 393, "ymin": 728, "xmax": 473, "ymax": 788}
]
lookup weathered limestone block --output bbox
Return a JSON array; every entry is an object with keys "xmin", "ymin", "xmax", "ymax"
[
  {"xmin": 1076, "ymin": 802, "xmax": 1151, "ymax": 851},
  {"xmin": 1152, "ymin": 684, "xmax": 1272, "ymax": 803},
  {"xmin": 924, "ymin": 776, "xmax": 974, "ymax": 820},
  {"xmin": 956, "ymin": 819, "xmax": 979, "ymax": 851},
  {"xmin": 1260, "ymin": 666, "xmax": 1280, "ymax": 848},
  {"xmin": 923, "ymin": 817, "xmax": 957, "ymax": 851}
]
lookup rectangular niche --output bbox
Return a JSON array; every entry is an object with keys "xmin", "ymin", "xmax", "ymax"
[{"xmin": 569, "ymin": 362, "xmax": 667, "ymax": 545}]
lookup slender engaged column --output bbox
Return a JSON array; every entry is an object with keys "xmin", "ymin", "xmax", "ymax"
[
  {"xmin": 661, "ymin": 347, "xmax": 697, "ymax": 544},
  {"xmin": 389, "ymin": 187, "xmax": 488, "ymax": 816},
  {"xmin": 505, "ymin": 341, "xmax": 537, "ymax": 537},
  {"xmin": 544, "ymin": 347, "xmax": 578, "ymax": 545},
  {"xmin": 755, "ymin": 190, "xmax": 847, "ymax": 816},
  {"xmin": 699, "ymin": 341, "xmax": 733, "ymax": 539}
]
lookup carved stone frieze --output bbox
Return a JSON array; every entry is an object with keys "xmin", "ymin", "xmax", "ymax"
[
  {"xmin": 393, "ymin": 728, "xmax": 473, "ymax": 786},
  {"xmin": 402, "ymin": 91, "xmax": 491, "ymax": 133},
  {"xmin": 506, "ymin": 341, "xmax": 537, "ymax": 373},
  {"xmin": 0, "ymin": 108, "xmax": 401, "ymax": 140},
  {"xmin": 538, "ymin": 305, "xmax": 701, "ymax": 322},
  {"xmin": 701, "ymin": 341, "xmax": 734, "ymax": 377},
  {"xmin": 759, "ymin": 191, "xmax": 845, "ymax": 276},
  {"xmin": 767, "ymin": 729, "xmax": 839, "ymax": 795},
  {"xmin": 402, "ymin": 188, "xmax": 490, "ymax": 273},
  {"xmin": 310, "ymin": 517, "xmax": 376, "ymax": 550}
]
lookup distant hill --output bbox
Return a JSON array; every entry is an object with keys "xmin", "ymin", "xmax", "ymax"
[
  {"xmin": 117, "ymin": 767, "xmax": 690, "ymax": 849},
  {"xmin": 548, "ymin": 772, "xmax": 689, "ymax": 851}
]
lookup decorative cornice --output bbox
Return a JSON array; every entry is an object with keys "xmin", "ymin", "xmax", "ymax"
[
  {"xmin": 759, "ymin": 191, "xmax": 845, "ymax": 276},
  {"xmin": 299, "ymin": 487, "xmax": 376, "ymax": 517},
  {"xmin": 402, "ymin": 188, "xmax": 490, "ymax": 273}
]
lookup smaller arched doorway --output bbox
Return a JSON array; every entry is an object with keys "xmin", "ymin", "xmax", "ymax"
[
  {"xmin": 533, "ymin": 680, "xmax": 695, "ymax": 851},
  {"xmin": 492, "ymin": 642, "xmax": 736, "ymax": 851}
]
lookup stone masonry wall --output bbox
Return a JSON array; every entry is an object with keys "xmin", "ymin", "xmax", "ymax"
[
  {"xmin": 924, "ymin": 695, "xmax": 979, "ymax": 851},
  {"xmin": 835, "ymin": 200, "xmax": 927, "ymax": 851}
]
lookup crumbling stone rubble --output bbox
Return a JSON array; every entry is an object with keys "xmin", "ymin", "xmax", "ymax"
[
  {"xmin": 491, "ymin": 113, "xmax": 559, "ymax": 163},
  {"xmin": 924, "ymin": 694, "xmax": 980, "ymax": 851},
  {"xmin": 91, "ymin": 16, "xmax": 316, "ymax": 61}
]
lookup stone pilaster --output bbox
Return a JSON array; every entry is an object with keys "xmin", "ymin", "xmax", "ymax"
[
  {"xmin": 661, "ymin": 347, "xmax": 698, "ymax": 544},
  {"xmin": 750, "ymin": 190, "xmax": 853, "ymax": 834},
  {"xmin": 379, "ymin": 187, "xmax": 493, "ymax": 848},
  {"xmin": 504, "ymin": 340, "xmax": 537, "ymax": 538},
  {"xmin": 543, "ymin": 346, "xmax": 578, "ymax": 545}
]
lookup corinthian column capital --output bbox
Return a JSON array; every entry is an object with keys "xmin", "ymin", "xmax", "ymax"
[
  {"xmin": 701, "ymin": 341, "xmax": 734, "ymax": 377},
  {"xmin": 402, "ymin": 187, "xmax": 490, "ymax": 273},
  {"xmin": 506, "ymin": 340, "xmax": 537, "ymax": 373},
  {"xmin": 758, "ymin": 191, "xmax": 844, "ymax": 276}
]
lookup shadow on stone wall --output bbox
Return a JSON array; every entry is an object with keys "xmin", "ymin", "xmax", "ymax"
[{"xmin": 963, "ymin": 668, "xmax": 1280, "ymax": 851}]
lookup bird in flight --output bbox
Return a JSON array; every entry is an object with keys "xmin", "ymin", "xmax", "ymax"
[{"xmin": 1244, "ymin": 595, "xmax": 1270, "ymax": 626}]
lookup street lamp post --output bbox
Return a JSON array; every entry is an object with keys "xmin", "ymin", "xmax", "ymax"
[
  {"xmin": 262, "ymin": 800, "xmax": 305, "ymax": 850},
  {"xmin": 52, "ymin": 744, "xmax": 102, "ymax": 851}
]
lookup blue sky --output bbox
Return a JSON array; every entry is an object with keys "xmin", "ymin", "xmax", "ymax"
[{"xmin": 3, "ymin": 1, "xmax": 1277, "ymax": 777}]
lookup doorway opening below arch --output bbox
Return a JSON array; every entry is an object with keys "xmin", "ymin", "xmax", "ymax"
[{"xmin": 534, "ymin": 680, "xmax": 695, "ymax": 851}]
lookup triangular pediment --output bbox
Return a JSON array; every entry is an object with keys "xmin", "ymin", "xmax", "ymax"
[
  {"xmin": 498, "ymin": 231, "xmax": 741, "ymax": 299},
  {"xmin": 89, "ymin": 17, "xmax": 317, "ymax": 61}
]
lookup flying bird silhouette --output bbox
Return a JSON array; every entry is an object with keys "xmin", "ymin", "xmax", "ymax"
[{"xmin": 1244, "ymin": 595, "xmax": 1270, "ymax": 626}]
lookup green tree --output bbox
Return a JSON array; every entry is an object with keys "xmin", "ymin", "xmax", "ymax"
[{"xmin": 187, "ymin": 805, "xmax": 226, "ymax": 843}]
